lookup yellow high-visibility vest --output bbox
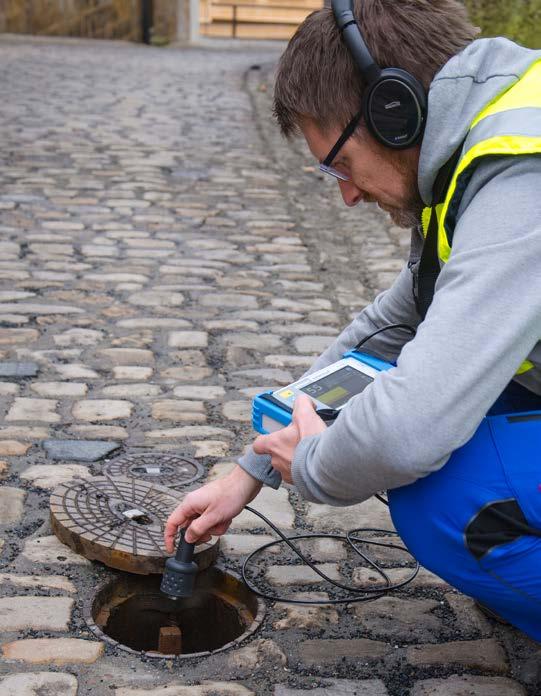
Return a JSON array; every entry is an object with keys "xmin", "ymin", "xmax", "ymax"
[{"xmin": 421, "ymin": 59, "xmax": 541, "ymax": 375}]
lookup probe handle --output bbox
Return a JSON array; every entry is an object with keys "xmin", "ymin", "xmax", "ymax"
[{"xmin": 175, "ymin": 528, "xmax": 195, "ymax": 563}]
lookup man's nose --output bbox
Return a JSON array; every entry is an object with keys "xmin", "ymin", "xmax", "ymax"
[{"xmin": 338, "ymin": 179, "xmax": 363, "ymax": 207}]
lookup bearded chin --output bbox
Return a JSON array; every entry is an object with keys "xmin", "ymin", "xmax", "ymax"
[{"xmin": 389, "ymin": 206, "xmax": 422, "ymax": 229}]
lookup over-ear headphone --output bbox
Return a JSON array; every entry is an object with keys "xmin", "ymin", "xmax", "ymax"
[{"xmin": 331, "ymin": 0, "xmax": 427, "ymax": 149}]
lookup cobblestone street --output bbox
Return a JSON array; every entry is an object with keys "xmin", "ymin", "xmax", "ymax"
[{"xmin": 0, "ymin": 35, "xmax": 539, "ymax": 696}]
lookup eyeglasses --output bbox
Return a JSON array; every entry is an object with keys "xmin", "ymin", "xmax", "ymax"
[{"xmin": 319, "ymin": 110, "xmax": 362, "ymax": 182}]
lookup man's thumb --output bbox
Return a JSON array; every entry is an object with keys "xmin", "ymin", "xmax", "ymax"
[{"xmin": 293, "ymin": 393, "xmax": 317, "ymax": 416}]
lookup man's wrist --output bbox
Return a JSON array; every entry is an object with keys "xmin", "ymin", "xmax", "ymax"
[
  {"xmin": 229, "ymin": 464, "xmax": 258, "ymax": 484},
  {"xmin": 237, "ymin": 446, "xmax": 282, "ymax": 489},
  {"xmin": 228, "ymin": 465, "xmax": 262, "ymax": 495}
]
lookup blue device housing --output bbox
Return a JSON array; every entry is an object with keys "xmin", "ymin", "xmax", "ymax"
[{"xmin": 252, "ymin": 351, "xmax": 393, "ymax": 435}]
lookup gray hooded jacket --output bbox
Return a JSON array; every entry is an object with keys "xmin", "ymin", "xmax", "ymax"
[{"xmin": 239, "ymin": 38, "xmax": 541, "ymax": 505}]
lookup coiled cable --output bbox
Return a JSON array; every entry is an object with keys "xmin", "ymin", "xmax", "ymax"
[{"xmin": 241, "ymin": 502, "xmax": 419, "ymax": 605}]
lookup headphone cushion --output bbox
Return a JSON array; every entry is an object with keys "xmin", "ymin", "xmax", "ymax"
[{"xmin": 364, "ymin": 68, "xmax": 427, "ymax": 148}]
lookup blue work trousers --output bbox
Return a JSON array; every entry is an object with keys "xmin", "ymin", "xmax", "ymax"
[{"xmin": 388, "ymin": 382, "xmax": 541, "ymax": 640}]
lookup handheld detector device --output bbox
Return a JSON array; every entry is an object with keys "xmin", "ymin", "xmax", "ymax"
[{"xmin": 253, "ymin": 351, "xmax": 393, "ymax": 434}]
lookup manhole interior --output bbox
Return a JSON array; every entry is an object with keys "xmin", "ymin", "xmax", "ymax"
[
  {"xmin": 86, "ymin": 566, "xmax": 265, "ymax": 658},
  {"xmin": 50, "ymin": 477, "xmax": 218, "ymax": 574},
  {"xmin": 101, "ymin": 452, "xmax": 205, "ymax": 490}
]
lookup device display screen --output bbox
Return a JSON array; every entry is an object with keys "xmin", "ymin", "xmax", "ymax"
[{"xmin": 300, "ymin": 365, "xmax": 373, "ymax": 408}]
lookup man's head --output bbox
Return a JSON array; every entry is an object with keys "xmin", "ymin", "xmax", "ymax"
[{"xmin": 274, "ymin": 0, "xmax": 479, "ymax": 226}]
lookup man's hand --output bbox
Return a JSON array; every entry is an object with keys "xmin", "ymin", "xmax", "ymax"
[
  {"xmin": 164, "ymin": 466, "xmax": 262, "ymax": 549},
  {"xmin": 252, "ymin": 394, "xmax": 327, "ymax": 483}
]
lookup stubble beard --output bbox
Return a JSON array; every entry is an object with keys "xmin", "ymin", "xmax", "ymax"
[
  {"xmin": 388, "ymin": 200, "xmax": 423, "ymax": 228},
  {"xmin": 387, "ymin": 155, "xmax": 424, "ymax": 228}
]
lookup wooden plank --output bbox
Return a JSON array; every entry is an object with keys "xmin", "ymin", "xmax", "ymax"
[
  {"xmin": 211, "ymin": 0, "xmax": 320, "ymax": 8},
  {"xmin": 235, "ymin": 22, "xmax": 299, "ymax": 38},
  {"xmin": 200, "ymin": 22, "xmax": 235, "ymax": 37},
  {"xmin": 159, "ymin": 626, "xmax": 182, "ymax": 655},
  {"xmin": 200, "ymin": 0, "xmax": 213, "ymax": 24},
  {"xmin": 203, "ymin": 22, "xmax": 296, "ymax": 39},
  {"xmin": 215, "ymin": 6, "xmax": 311, "ymax": 23},
  {"xmin": 201, "ymin": 0, "xmax": 323, "ymax": 41},
  {"xmin": 210, "ymin": 6, "xmax": 236, "ymax": 20}
]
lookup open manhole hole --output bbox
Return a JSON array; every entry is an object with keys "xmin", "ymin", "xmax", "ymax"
[
  {"xmin": 102, "ymin": 452, "xmax": 205, "ymax": 490},
  {"xmin": 85, "ymin": 566, "xmax": 265, "ymax": 658},
  {"xmin": 50, "ymin": 477, "xmax": 219, "ymax": 574}
]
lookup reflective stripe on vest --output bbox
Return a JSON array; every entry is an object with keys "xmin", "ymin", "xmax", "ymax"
[{"xmin": 421, "ymin": 58, "xmax": 541, "ymax": 375}]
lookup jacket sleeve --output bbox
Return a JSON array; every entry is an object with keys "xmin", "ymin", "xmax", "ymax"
[
  {"xmin": 292, "ymin": 156, "xmax": 541, "ymax": 505},
  {"xmin": 237, "ymin": 242, "xmax": 421, "ymax": 488}
]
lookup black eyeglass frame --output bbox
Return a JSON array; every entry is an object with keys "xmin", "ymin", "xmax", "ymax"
[{"xmin": 319, "ymin": 110, "xmax": 363, "ymax": 181}]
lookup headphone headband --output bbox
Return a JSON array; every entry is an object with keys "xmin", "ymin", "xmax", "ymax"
[{"xmin": 332, "ymin": 0, "xmax": 380, "ymax": 83}]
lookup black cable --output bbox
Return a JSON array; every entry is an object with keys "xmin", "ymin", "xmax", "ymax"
[
  {"xmin": 241, "ymin": 503, "xmax": 419, "ymax": 605},
  {"xmin": 353, "ymin": 323, "xmax": 416, "ymax": 352}
]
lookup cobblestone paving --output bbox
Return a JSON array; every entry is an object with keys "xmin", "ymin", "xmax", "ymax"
[{"xmin": 0, "ymin": 35, "xmax": 539, "ymax": 696}]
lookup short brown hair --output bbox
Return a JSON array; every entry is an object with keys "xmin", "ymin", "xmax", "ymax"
[{"xmin": 274, "ymin": 0, "xmax": 479, "ymax": 138}]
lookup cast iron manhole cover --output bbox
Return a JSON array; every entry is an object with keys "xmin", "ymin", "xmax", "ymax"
[
  {"xmin": 50, "ymin": 477, "xmax": 219, "ymax": 575},
  {"xmin": 101, "ymin": 452, "xmax": 204, "ymax": 490}
]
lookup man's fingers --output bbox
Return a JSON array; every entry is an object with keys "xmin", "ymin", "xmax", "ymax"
[
  {"xmin": 163, "ymin": 492, "xmax": 206, "ymax": 551},
  {"xmin": 164, "ymin": 513, "xmax": 195, "ymax": 553},
  {"xmin": 293, "ymin": 393, "xmax": 317, "ymax": 416},
  {"xmin": 185, "ymin": 510, "xmax": 221, "ymax": 543},
  {"xmin": 293, "ymin": 393, "xmax": 327, "ymax": 438},
  {"xmin": 253, "ymin": 423, "xmax": 296, "ymax": 455},
  {"xmin": 164, "ymin": 521, "xmax": 184, "ymax": 553},
  {"xmin": 252, "ymin": 433, "xmax": 271, "ymax": 455},
  {"xmin": 207, "ymin": 520, "xmax": 231, "ymax": 536}
]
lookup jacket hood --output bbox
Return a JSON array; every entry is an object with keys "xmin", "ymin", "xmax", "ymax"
[{"xmin": 418, "ymin": 37, "xmax": 541, "ymax": 206}]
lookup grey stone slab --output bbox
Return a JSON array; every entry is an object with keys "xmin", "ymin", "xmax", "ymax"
[
  {"xmin": 23, "ymin": 535, "xmax": 91, "ymax": 566},
  {"xmin": 115, "ymin": 684, "xmax": 254, "ymax": 695},
  {"xmin": 273, "ymin": 593, "xmax": 339, "ymax": 631},
  {"xmin": 275, "ymin": 680, "xmax": 389, "ymax": 696},
  {"xmin": 220, "ymin": 533, "xmax": 278, "ymax": 556},
  {"xmin": 445, "ymin": 592, "xmax": 493, "ymax": 635},
  {"xmin": 21, "ymin": 464, "xmax": 91, "ymax": 489},
  {"xmin": 305, "ymin": 497, "xmax": 395, "ymax": 531},
  {"xmin": 406, "ymin": 639, "xmax": 508, "ymax": 673},
  {"xmin": 0, "ymin": 361, "xmax": 39, "ymax": 378},
  {"xmin": 0, "ymin": 486, "xmax": 26, "ymax": 525},
  {"xmin": 227, "ymin": 639, "xmax": 287, "ymax": 673},
  {"xmin": 2, "ymin": 637, "xmax": 104, "ymax": 665},
  {"xmin": 42, "ymin": 439, "xmax": 120, "ymax": 462},
  {"xmin": 0, "ymin": 573, "xmax": 75, "ymax": 593},
  {"xmin": 351, "ymin": 596, "xmax": 442, "ymax": 642},
  {"xmin": 0, "ymin": 596, "xmax": 73, "ymax": 631},
  {"xmin": 411, "ymin": 675, "xmax": 526, "ymax": 696},
  {"xmin": 231, "ymin": 487, "xmax": 295, "ymax": 530},
  {"xmin": 0, "ymin": 672, "xmax": 78, "ymax": 696},
  {"xmin": 298, "ymin": 638, "xmax": 391, "ymax": 666},
  {"xmin": 266, "ymin": 563, "xmax": 341, "ymax": 586}
]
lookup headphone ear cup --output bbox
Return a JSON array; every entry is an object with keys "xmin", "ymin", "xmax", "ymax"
[{"xmin": 364, "ymin": 69, "xmax": 426, "ymax": 149}]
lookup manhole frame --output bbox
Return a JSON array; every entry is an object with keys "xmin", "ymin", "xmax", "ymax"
[{"xmin": 82, "ymin": 565, "xmax": 266, "ymax": 659}]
